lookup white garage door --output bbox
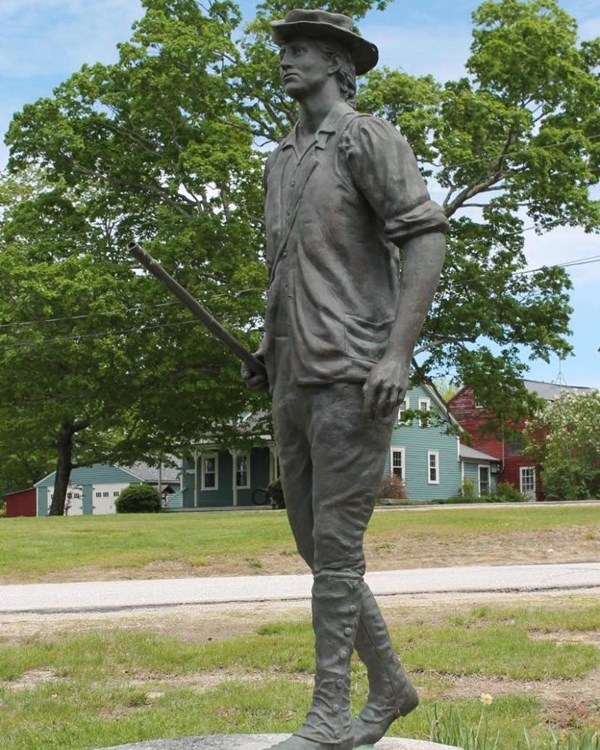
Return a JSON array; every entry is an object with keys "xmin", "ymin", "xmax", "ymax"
[
  {"xmin": 46, "ymin": 486, "xmax": 84, "ymax": 515},
  {"xmin": 92, "ymin": 484, "xmax": 129, "ymax": 515}
]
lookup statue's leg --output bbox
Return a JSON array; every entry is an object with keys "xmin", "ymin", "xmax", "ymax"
[
  {"xmin": 264, "ymin": 572, "xmax": 362, "ymax": 750},
  {"xmin": 352, "ymin": 585, "xmax": 418, "ymax": 747},
  {"xmin": 307, "ymin": 383, "xmax": 418, "ymax": 746},
  {"xmin": 267, "ymin": 379, "xmax": 408, "ymax": 750}
]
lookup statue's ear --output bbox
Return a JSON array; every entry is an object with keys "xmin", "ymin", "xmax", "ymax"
[{"xmin": 328, "ymin": 52, "xmax": 342, "ymax": 76}]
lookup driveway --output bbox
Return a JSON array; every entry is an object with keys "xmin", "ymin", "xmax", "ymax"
[{"xmin": 1, "ymin": 562, "xmax": 599, "ymax": 615}]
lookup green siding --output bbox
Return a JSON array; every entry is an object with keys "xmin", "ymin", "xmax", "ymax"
[
  {"xmin": 388, "ymin": 384, "xmax": 461, "ymax": 501},
  {"xmin": 462, "ymin": 461, "xmax": 499, "ymax": 497},
  {"xmin": 35, "ymin": 464, "xmax": 141, "ymax": 515},
  {"xmin": 181, "ymin": 447, "xmax": 273, "ymax": 508}
]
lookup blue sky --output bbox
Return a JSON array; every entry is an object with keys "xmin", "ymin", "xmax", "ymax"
[{"xmin": 1, "ymin": 0, "xmax": 598, "ymax": 387}]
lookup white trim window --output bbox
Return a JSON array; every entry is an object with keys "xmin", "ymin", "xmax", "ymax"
[
  {"xmin": 418, "ymin": 397, "xmax": 431, "ymax": 427},
  {"xmin": 390, "ymin": 447, "xmax": 405, "ymax": 481},
  {"xmin": 520, "ymin": 466, "xmax": 536, "ymax": 498},
  {"xmin": 478, "ymin": 465, "xmax": 490, "ymax": 496},
  {"xmin": 428, "ymin": 450, "xmax": 440, "ymax": 484},
  {"xmin": 201, "ymin": 453, "xmax": 218, "ymax": 490},
  {"xmin": 398, "ymin": 397, "xmax": 410, "ymax": 423},
  {"xmin": 236, "ymin": 452, "xmax": 250, "ymax": 489}
]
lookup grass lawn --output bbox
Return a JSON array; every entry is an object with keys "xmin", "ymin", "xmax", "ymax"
[
  {"xmin": 0, "ymin": 504, "xmax": 599, "ymax": 583},
  {"xmin": 0, "ymin": 596, "xmax": 599, "ymax": 750}
]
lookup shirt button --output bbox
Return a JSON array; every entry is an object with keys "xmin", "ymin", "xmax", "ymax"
[{"xmin": 291, "ymin": 180, "xmax": 296, "ymax": 187}]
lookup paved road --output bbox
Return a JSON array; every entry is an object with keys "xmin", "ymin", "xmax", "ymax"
[{"xmin": 1, "ymin": 562, "xmax": 599, "ymax": 615}]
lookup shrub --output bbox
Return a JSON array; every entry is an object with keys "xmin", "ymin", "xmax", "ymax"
[
  {"xmin": 488, "ymin": 481, "xmax": 528, "ymax": 503},
  {"xmin": 267, "ymin": 477, "xmax": 285, "ymax": 509},
  {"xmin": 377, "ymin": 473, "xmax": 406, "ymax": 503},
  {"xmin": 460, "ymin": 478, "xmax": 476, "ymax": 500},
  {"xmin": 115, "ymin": 483, "xmax": 161, "ymax": 513}
]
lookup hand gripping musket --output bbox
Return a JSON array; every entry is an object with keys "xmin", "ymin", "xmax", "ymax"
[{"xmin": 128, "ymin": 242, "xmax": 267, "ymax": 380}]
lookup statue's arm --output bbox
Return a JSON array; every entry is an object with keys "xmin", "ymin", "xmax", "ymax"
[{"xmin": 362, "ymin": 231, "xmax": 446, "ymax": 418}]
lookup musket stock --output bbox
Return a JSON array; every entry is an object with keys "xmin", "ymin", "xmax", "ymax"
[{"xmin": 128, "ymin": 242, "xmax": 267, "ymax": 379}]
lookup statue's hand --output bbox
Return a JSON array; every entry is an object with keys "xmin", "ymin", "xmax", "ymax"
[
  {"xmin": 241, "ymin": 352, "xmax": 269, "ymax": 392},
  {"xmin": 363, "ymin": 355, "xmax": 409, "ymax": 419}
]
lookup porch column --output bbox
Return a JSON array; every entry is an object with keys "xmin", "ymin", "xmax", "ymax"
[
  {"xmin": 230, "ymin": 449, "xmax": 238, "ymax": 507},
  {"xmin": 193, "ymin": 450, "xmax": 199, "ymax": 508}
]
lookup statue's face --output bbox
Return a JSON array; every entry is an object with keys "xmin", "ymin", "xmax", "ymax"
[{"xmin": 279, "ymin": 37, "xmax": 332, "ymax": 100}]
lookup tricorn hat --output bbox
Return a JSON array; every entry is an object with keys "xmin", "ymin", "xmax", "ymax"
[{"xmin": 270, "ymin": 9, "xmax": 378, "ymax": 75}]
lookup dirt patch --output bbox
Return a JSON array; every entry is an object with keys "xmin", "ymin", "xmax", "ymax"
[
  {"xmin": 2, "ymin": 668, "xmax": 60, "ymax": 691},
  {"xmin": 422, "ymin": 669, "xmax": 600, "ymax": 725},
  {"xmin": 1, "ymin": 593, "xmax": 599, "ymax": 727}
]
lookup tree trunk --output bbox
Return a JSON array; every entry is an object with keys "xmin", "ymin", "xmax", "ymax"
[{"xmin": 48, "ymin": 418, "xmax": 89, "ymax": 516}]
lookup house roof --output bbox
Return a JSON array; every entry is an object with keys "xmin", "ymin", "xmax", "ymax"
[
  {"xmin": 459, "ymin": 445, "xmax": 501, "ymax": 463},
  {"xmin": 522, "ymin": 379, "xmax": 595, "ymax": 401},
  {"xmin": 124, "ymin": 461, "xmax": 180, "ymax": 484}
]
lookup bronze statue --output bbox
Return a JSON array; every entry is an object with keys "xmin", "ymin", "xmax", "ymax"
[{"xmin": 243, "ymin": 9, "xmax": 448, "ymax": 750}]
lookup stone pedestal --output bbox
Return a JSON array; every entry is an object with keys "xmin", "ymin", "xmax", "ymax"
[{"xmin": 94, "ymin": 733, "xmax": 462, "ymax": 750}]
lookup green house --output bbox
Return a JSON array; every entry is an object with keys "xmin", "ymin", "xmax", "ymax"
[{"xmin": 175, "ymin": 384, "xmax": 499, "ymax": 508}]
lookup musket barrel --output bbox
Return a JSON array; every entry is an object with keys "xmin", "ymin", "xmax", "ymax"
[{"xmin": 128, "ymin": 242, "xmax": 266, "ymax": 378}]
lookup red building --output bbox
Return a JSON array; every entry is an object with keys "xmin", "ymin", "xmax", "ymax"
[
  {"xmin": 4, "ymin": 487, "xmax": 37, "ymax": 517},
  {"xmin": 448, "ymin": 379, "xmax": 594, "ymax": 501}
]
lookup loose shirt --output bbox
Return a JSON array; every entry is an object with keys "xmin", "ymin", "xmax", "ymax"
[{"xmin": 263, "ymin": 99, "xmax": 448, "ymax": 385}]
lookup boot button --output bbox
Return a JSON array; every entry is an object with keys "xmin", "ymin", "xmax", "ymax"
[
  {"xmin": 336, "ymin": 679, "xmax": 343, "ymax": 688},
  {"xmin": 349, "ymin": 605, "xmax": 357, "ymax": 613},
  {"xmin": 338, "ymin": 649, "xmax": 348, "ymax": 659},
  {"xmin": 344, "ymin": 627, "xmax": 352, "ymax": 636}
]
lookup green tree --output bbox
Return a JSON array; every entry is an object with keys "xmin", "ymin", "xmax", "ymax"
[
  {"xmin": 2, "ymin": 0, "xmax": 599, "ymax": 510},
  {"xmin": 525, "ymin": 391, "xmax": 600, "ymax": 499},
  {"xmin": 237, "ymin": 0, "xmax": 598, "ymax": 427},
  {"xmin": 1, "ymin": 1, "xmax": 268, "ymax": 513}
]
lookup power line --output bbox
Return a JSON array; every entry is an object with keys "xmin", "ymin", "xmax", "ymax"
[
  {"xmin": 0, "ymin": 319, "xmax": 203, "ymax": 350},
  {"xmin": 0, "ymin": 286, "xmax": 263, "ymax": 332},
  {"xmin": 0, "ymin": 255, "xmax": 598, "ymax": 344},
  {"xmin": 0, "ymin": 301, "xmax": 178, "ymax": 330},
  {"xmin": 0, "ymin": 253, "xmax": 598, "ymax": 351}
]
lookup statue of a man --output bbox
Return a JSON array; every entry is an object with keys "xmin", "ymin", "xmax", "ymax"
[{"xmin": 244, "ymin": 9, "xmax": 448, "ymax": 750}]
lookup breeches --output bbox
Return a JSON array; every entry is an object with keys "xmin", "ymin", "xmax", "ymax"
[{"xmin": 269, "ymin": 338, "xmax": 397, "ymax": 575}]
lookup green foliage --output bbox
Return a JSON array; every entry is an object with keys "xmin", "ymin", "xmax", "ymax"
[
  {"xmin": 460, "ymin": 478, "xmax": 476, "ymax": 500},
  {"xmin": 267, "ymin": 477, "xmax": 285, "ymax": 509},
  {"xmin": 114, "ymin": 483, "xmax": 161, "ymax": 513},
  {"xmin": 488, "ymin": 481, "xmax": 528, "ymax": 503},
  {"xmin": 525, "ymin": 391, "xmax": 600, "ymax": 500},
  {"xmin": 1, "ymin": 0, "xmax": 599, "ymax": 490}
]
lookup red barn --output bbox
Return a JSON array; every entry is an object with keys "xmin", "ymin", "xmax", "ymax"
[
  {"xmin": 448, "ymin": 379, "xmax": 594, "ymax": 501},
  {"xmin": 4, "ymin": 487, "xmax": 37, "ymax": 517}
]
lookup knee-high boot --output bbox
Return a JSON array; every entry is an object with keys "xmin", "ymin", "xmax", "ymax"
[
  {"xmin": 352, "ymin": 585, "xmax": 418, "ymax": 747},
  {"xmin": 267, "ymin": 571, "xmax": 363, "ymax": 750}
]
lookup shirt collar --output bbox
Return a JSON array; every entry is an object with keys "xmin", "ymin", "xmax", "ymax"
[{"xmin": 281, "ymin": 100, "xmax": 356, "ymax": 152}]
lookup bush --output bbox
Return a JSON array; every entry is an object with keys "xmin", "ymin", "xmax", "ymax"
[
  {"xmin": 488, "ymin": 481, "xmax": 528, "ymax": 503},
  {"xmin": 460, "ymin": 478, "xmax": 476, "ymax": 500},
  {"xmin": 377, "ymin": 474, "xmax": 407, "ymax": 503},
  {"xmin": 115, "ymin": 483, "xmax": 161, "ymax": 513},
  {"xmin": 267, "ymin": 478, "xmax": 285, "ymax": 509},
  {"xmin": 541, "ymin": 461, "xmax": 598, "ymax": 501}
]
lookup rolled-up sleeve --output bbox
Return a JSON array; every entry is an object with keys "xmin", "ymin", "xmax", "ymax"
[{"xmin": 341, "ymin": 117, "xmax": 449, "ymax": 245}]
